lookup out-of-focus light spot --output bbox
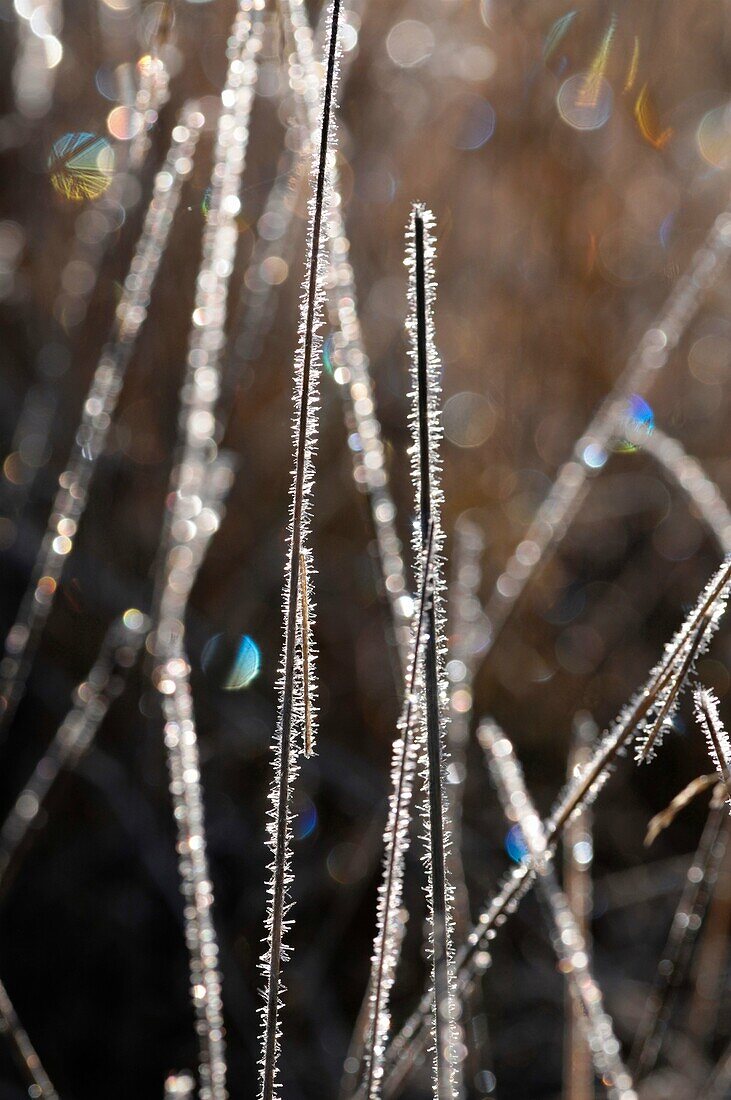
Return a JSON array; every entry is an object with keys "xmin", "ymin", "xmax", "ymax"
[
  {"xmin": 573, "ymin": 840, "xmax": 593, "ymax": 865},
  {"xmin": 697, "ymin": 106, "xmax": 731, "ymax": 169},
  {"xmin": 327, "ymin": 843, "xmax": 367, "ymax": 884},
  {"xmin": 260, "ymin": 255, "xmax": 288, "ymax": 285},
  {"xmin": 582, "ymin": 443, "xmax": 607, "ymax": 469},
  {"xmin": 42, "ymin": 35, "xmax": 62, "ymax": 68},
  {"xmin": 339, "ymin": 21, "xmax": 358, "ymax": 52},
  {"xmin": 505, "ymin": 824, "xmax": 529, "ymax": 864},
  {"xmin": 48, "ymin": 132, "xmax": 114, "ymax": 202},
  {"xmin": 443, "ymin": 392, "xmax": 496, "ymax": 447},
  {"xmin": 543, "ymin": 11, "xmax": 577, "ymax": 62},
  {"xmin": 356, "ymin": 166, "xmax": 397, "ymax": 205},
  {"xmin": 614, "ymin": 394, "xmax": 654, "ymax": 452},
  {"xmin": 107, "ymin": 105, "xmax": 144, "ymax": 141},
  {"xmin": 557, "ymin": 73, "xmax": 613, "ymax": 131},
  {"xmin": 52, "ymin": 535, "xmax": 72, "ymax": 555},
  {"xmin": 202, "ymin": 633, "xmax": 261, "ymax": 690},
  {"xmin": 454, "ymin": 97, "xmax": 496, "ymax": 151},
  {"xmin": 322, "ymin": 334, "xmax": 336, "ymax": 376},
  {"xmin": 123, "ymin": 607, "xmax": 146, "ymax": 631},
  {"xmin": 454, "ymin": 45, "xmax": 496, "ymax": 83},
  {"xmin": 659, "ymin": 212, "xmax": 675, "ymax": 250},
  {"xmin": 475, "ymin": 1068, "xmax": 497, "ymax": 1095},
  {"xmin": 634, "ymin": 85, "xmax": 672, "ymax": 150},
  {"xmin": 386, "ymin": 19, "xmax": 434, "ymax": 69},
  {"xmin": 689, "ymin": 333, "xmax": 731, "ymax": 385},
  {"xmin": 294, "ymin": 796, "xmax": 318, "ymax": 840}
]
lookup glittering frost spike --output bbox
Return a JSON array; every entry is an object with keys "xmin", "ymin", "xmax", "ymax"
[
  {"xmin": 0, "ymin": 101, "xmax": 203, "ymax": 739},
  {"xmin": 407, "ymin": 205, "xmax": 458, "ymax": 1100},
  {"xmin": 695, "ymin": 687, "xmax": 731, "ymax": 807},
  {"xmin": 363, "ymin": 524, "xmax": 437, "ymax": 1099},
  {"xmin": 259, "ymin": 4, "xmax": 342, "ymax": 1098},
  {"xmin": 478, "ymin": 723, "xmax": 637, "ymax": 1100},
  {"xmin": 0, "ymin": 610, "xmax": 148, "ymax": 890}
]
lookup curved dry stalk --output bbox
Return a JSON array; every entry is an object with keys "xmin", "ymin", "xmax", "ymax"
[
  {"xmin": 0, "ymin": 975, "xmax": 58, "ymax": 1099},
  {"xmin": 0, "ymin": 610, "xmax": 148, "ymax": 892},
  {"xmin": 625, "ymin": 425, "xmax": 731, "ymax": 555},
  {"xmin": 695, "ymin": 688, "xmax": 731, "ymax": 806},
  {"xmin": 259, "ymin": 3, "xmax": 342, "ymax": 1096},
  {"xmin": 408, "ymin": 206, "xmax": 457, "ymax": 1100},
  {"xmin": 0, "ymin": 100, "xmax": 204, "ymax": 738},
  {"xmin": 484, "ymin": 208, "xmax": 731, "ymax": 655},
  {"xmin": 629, "ymin": 791, "xmax": 729, "ymax": 1080},
  {"xmin": 479, "ymin": 721, "xmax": 636, "ymax": 1100},
  {"xmin": 363, "ymin": 523, "xmax": 436, "ymax": 1099},
  {"xmin": 382, "ymin": 555, "xmax": 731, "ymax": 1091},
  {"xmin": 644, "ymin": 774, "xmax": 718, "ymax": 848}
]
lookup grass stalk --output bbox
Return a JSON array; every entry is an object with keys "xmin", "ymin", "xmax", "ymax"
[{"xmin": 259, "ymin": 3, "xmax": 342, "ymax": 1095}]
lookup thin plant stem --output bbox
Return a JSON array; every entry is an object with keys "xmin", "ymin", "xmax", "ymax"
[
  {"xmin": 409, "ymin": 206, "xmax": 457, "ymax": 1100},
  {"xmin": 563, "ymin": 713, "xmax": 596, "ymax": 1100},
  {"xmin": 0, "ymin": 610, "xmax": 148, "ymax": 895},
  {"xmin": 629, "ymin": 794, "xmax": 729, "ymax": 1080},
  {"xmin": 0, "ymin": 976, "xmax": 58, "ymax": 1099},
  {"xmin": 0, "ymin": 100, "xmax": 203, "ymax": 738},
  {"xmin": 479, "ymin": 721, "xmax": 636, "ymax": 1100},
  {"xmin": 259, "ymin": 3, "xmax": 342, "ymax": 1096},
  {"xmin": 382, "ymin": 555, "xmax": 731, "ymax": 1091}
]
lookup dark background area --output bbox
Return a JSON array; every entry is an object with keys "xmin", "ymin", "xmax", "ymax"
[{"xmin": 1, "ymin": 0, "xmax": 731, "ymax": 1096}]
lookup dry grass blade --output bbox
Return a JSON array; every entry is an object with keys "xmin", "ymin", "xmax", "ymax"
[
  {"xmin": 644, "ymin": 774, "xmax": 718, "ymax": 848},
  {"xmin": 630, "ymin": 791, "xmax": 729, "ymax": 1080},
  {"xmin": 259, "ymin": 3, "xmax": 342, "ymax": 1096}
]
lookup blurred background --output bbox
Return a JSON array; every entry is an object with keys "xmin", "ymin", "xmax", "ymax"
[{"xmin": 2, "ymin": 0, "xmax": 731, "ymax": 1096}]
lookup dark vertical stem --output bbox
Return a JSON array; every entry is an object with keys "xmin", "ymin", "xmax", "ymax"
[
  {"xmin": 414, "ymin": 211, "xmax": 451, "ymax": 1098},
  {"xmin": 261, "ymin": 3, "xmax": 341, "ymax": 1098}
]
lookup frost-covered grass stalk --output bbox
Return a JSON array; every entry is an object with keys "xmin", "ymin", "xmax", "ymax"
[
  {"xmin": 629, "ymin": 788, "xmax": 728, "ymax": 1080},
  {"xmin": 625, "ymin": 426, "xmax": 731, "ymax": 555},
  {"xmin": 695, "ymin": 687, "xmax": 731, "ymax": 805},
  {"xmin": 151, "ymin": 6, "xmax": 264, "ymax": 1096},
  {"xmin": 478, "ymin": 721, "xmax": 637, "ymax": 1100},
  {"xmin": 0, "ymin": 976, "xmax": 58, "ymax": 1099},
  {"xmin": 363, "ymin": 522, "xmax": 436, "ymax": 1099},
  {"xmin": 0, "ymin": 610, "xmax": 148, "ymax": 891},
  {"xmin": 486, "ymin": 209, "xmax": 731, "ymax": 652},
  {"xmin": 382, "ymin": 554, "xmax": 731, "ymax": 1089},
  {"xmin": 277, "ymin": 0, "xmax": 411, "ymax": 667},
  {"xmin": 259, "ymin": 2, "xmax": 342, "ymax": 1096},
  {"xmin": 409, "ymin": 205, "xmax": 458, "ymax": 1100},
  {"xmin": 563, "ymin": 714, "xmax": 596, "ymax": 1100},
  {"xmin": 0, "ymin": 101, "xmax": 203, "ymax": 738}
]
